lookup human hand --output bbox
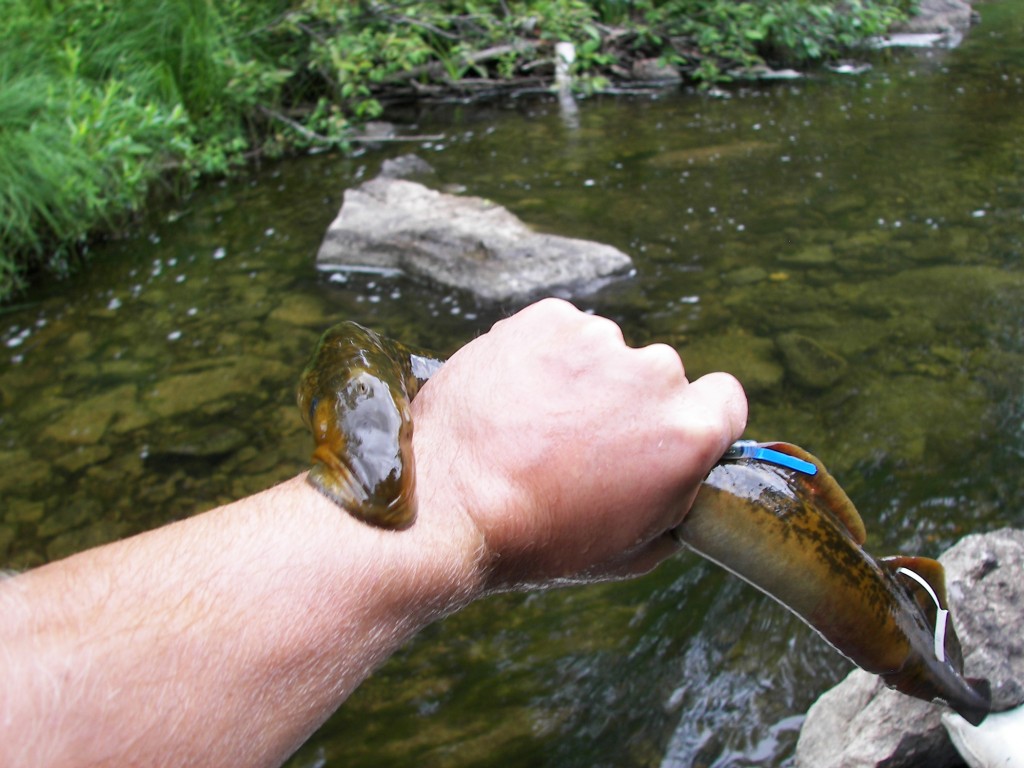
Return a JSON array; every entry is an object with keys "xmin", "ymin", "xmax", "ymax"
[{"xmin": 411, "ymin": 298, "xmax": 747, "ymax": 592}]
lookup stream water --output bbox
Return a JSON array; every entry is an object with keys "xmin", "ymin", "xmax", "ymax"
[{"xmin": 2, "ymin": 3, "xmax": 1023, "ymax": 766}]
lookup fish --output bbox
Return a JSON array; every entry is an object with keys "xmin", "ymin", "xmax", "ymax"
[
  {"xmin": 296, "ymin": 321, "xmax": 442, "ymax": 529},
  {"xmin": 297, "ymin": 323, "xmax": 991, "ymax": 723},
  {"xmin": 672, "ymin": 441, "xmax": 991, "ymax": 725}
]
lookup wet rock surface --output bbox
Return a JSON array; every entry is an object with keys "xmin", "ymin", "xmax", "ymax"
[
  {"xmin": 795, "ymin": 528, "xmax": 1024, "ymax": 768},
  {"xmin": 316, "ymin": 172, "xmax": 633, "ymax": 302}
]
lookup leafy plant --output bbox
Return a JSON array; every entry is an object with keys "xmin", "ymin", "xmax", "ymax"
[{"xmin": 0, "ymin": 0, "xmax": 913, "ymax": 301}]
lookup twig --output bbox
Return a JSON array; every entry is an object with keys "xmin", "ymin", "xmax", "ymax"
[
  {"xmin": 257, "ymin": 105, "xmax": 335, "ymax": 144},
  {"xmin": 378, "ymin": 39, "xmax": 539, "ymax": 85},
  {"xmin": 349, "ymin": 133, "xmax": 446, "ymax": 143}
]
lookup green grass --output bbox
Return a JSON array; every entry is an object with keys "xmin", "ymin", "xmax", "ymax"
[
  {"xmin": 0, "ymin": 0, "xmax": 292, "ymax": 298},
  {"xmin": 0, "ymin": 0, "xmax": 913, "ymax": 302}
]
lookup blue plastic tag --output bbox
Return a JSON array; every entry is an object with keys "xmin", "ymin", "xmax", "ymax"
[{"xmin": 723, "ymin": 441, "xmax": 818, "ymax": 476}]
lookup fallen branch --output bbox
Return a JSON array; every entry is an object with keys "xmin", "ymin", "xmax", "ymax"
[
  {"xmin": 257, "ymin": 105, "xmax": 335, "ymax": 144},
  {"xmin": 378, "ymin": 38, "xmax": 541, "ymax": 85}
]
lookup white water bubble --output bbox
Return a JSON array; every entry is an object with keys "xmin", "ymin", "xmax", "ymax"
[
  {"xmin": 212, "ymin": 246, "xmax": 227, "ymax": 260},
  {"xmin": 6, "ymin": 329, "xmax": 28, "ymax": 348}
]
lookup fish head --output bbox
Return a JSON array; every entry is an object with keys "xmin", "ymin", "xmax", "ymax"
[{"xmin": 297, "ymin": 322, "xmax": 417, "ymax": 528}]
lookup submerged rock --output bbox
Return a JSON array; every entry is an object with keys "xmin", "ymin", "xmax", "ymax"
[
  {"xmin": 679, "ymin": 329, "xmax": 783, "ymax": 396},
  {"xmin": 795, "ymin": 528, "xmax": 1024, "ymax": 768},
  {"xmin": 142, "ymin": 357, "xmax": 291, "ymax": 420},
  {"xmin": 41, "ymin": 383, "xmax": 139, "ymax": 446},
  {"xmin": 316, "ymin": 176, "xmax": 633, "ymax": 302},
  {"xmin": 775, "ymin": 332, "xmax": 848, "ymax": 391}
]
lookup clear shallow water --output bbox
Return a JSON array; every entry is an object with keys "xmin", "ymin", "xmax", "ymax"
[{"xmin": 2, "ymin": 4, "xmax": 1023, "ymax": 765}]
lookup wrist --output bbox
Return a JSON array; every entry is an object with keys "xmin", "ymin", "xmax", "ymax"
[{"xmin": 295, "ymin": 473, "xmax": 489, "ymax": 630}]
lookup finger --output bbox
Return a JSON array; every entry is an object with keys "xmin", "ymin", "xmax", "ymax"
[{"xmin": 678, "ymin": 371, "xmax": 748, "ymax": 452}]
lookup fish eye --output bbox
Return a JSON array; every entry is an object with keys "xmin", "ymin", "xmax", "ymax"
[{"xmin": 308, "ymin": 396, "xmax": 320, "ymax": 424}]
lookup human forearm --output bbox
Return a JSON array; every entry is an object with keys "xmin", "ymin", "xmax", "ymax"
[
  {"xmin": 0, "ymin": 299, "xmax": 747, "ymax": 768},
  {"xmin": 0, "ymin": 474, "xmax": 485, "ymax": 768}
]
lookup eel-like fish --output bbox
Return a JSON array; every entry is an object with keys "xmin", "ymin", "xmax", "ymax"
[
  {"xmin": 297, "ymin": 321, "xmax": 442, "ymax": 528},
  {"xmin": 297, "ymin": 321, "xmax": 991, "ymax": 723},
  {"xmin": 672, "ymin": 441, "xmax": 991, "ymax": 726}
]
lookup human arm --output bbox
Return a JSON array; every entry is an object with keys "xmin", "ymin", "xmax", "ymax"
[{"xmin": 0, "ymin": 298, "xmax": 746, "ymax": 767}]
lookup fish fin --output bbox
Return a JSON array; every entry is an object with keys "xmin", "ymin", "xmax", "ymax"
[
  {"xmin": 764, "ymin": 442, "xmax": 868, "ymax": 545},
  {"xmin": 957, "ymin": 678, "xmax": 992, "ymax": 726},
  {"xmin": 885, "ymin": 555, "xmax": 951, "ymax": 606},
  {"xmin": 883, "ymin": 555, "xmax": 965, "ymax": 670}
]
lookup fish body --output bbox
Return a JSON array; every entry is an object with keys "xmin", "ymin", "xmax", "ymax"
[
  {"xmin": 674, "ymin": 442, "xmax": 991, "ymax": 725},
  {"xmin": 297, "ymin": 324, "xmax": 991, "ymax": 723},
  {"xmin": 296, "ymin": 321, "xmax": 442, "ymax": 528}
]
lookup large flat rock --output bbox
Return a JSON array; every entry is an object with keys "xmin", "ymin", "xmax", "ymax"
[{"xmin": 316, "ymin": 177, "xmax": 633, "ymax": 302}]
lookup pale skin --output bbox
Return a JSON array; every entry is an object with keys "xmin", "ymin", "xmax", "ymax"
[{"xmin": 0, "ymin": 298, "xmax": 747, "ymax": 768}]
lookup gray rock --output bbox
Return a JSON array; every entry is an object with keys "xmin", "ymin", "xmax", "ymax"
[
  {"xmin": 630, "ymin": 58, "xmax": 682, "ymax": 82},
  {"xmin": 892, "ymin": 0, "xmax": 976, "ymax": 35},
  {"xmin": 378, "ymin": 153, "xmax": 437, "ymax": 180},
  {"xmin": 942, "ymin": 529, "xmax": 1024, "ymax": 711},
  {"xmin": 796, "ymin": 672, "xmax": 962, "ymax": 768},
  {"xmin": 795, "ymin": 528, "xmax": 1024, "ymax": 768},
  {"xmin": 315, "ymin": 177, "xmax": 633, "ymax": 302}
]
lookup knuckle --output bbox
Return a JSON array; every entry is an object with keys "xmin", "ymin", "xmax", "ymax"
[{"xmin": 635, "ymin": 342, "xmax": 686, "ymax": 385}]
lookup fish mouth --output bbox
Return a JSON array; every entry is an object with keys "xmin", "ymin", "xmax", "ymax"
[
  {"xmin": 309, "ymin": 445, "xmax": 366, "ymax": 506},
  {"xmin": 308, "ymin": 445, "xmax": 415, "ymax": 529}
]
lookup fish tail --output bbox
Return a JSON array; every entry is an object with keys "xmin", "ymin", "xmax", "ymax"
[{"xmin": 953, "ymin": 677, "xmax": 992, "ymax": 726}]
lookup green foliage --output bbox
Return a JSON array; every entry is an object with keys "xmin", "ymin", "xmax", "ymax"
[
  {"xmin": 0, "ymin": 0, "xmax": 291, "ymax": 298},
  {"xmin": 289, "ymin": 0, "xmax": 603, "ymax": 120},
  {"xmin": 643, "ymin": 0, "xmax": 914, "ymax": 81},
  {"xmin": 0, "ymin": 0, "xmax": 912, "ymax": 301}
]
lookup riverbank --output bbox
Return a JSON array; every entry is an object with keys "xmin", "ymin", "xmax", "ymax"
[{"xmin": 1, "ymin": 0, "xmax": 915, "ymax": 303}]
